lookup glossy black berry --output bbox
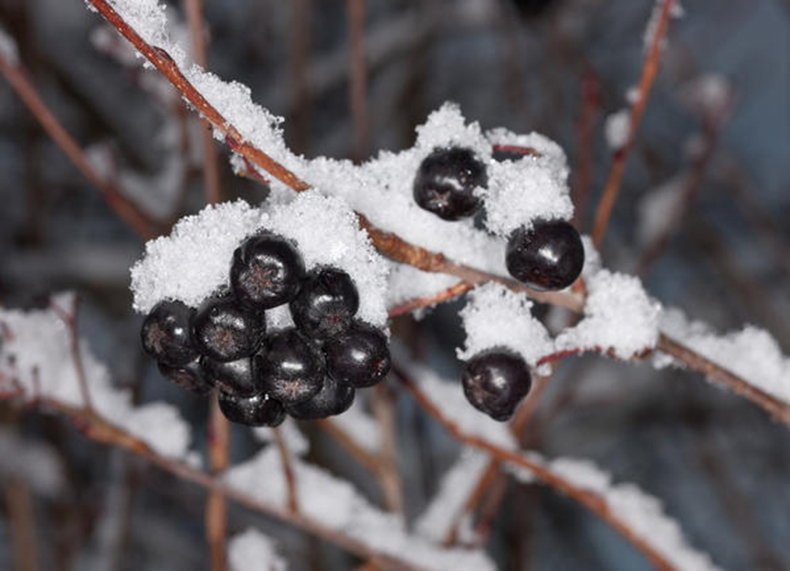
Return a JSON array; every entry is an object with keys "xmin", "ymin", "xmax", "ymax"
[
  {"xmin": 218, "ymin": 391, "xmax": 285, "ymax": 427},
  {"xmin": 254, "ymin": 328, "xmax": 325, "ymax": 405},
  {"xmin": 141, "ymin": 300, "xmax": 198, "ymax": 367},
  {"xmin": 505, "ymin": 220, "xmax": 584, "ymax": 291},
  {"xmin": 413, "ymin": 147, "xmax": 487, "ymax": 221},
  {"xmin": 157, "ymin": 359, "xmax": 214, "ymax": 396},
  {"xmin": 192, "ymin": 294, "xmax": 265, "ymax": 362},
  {"xmin": 230, "ymin": 233, "xmax": 305, "ymax": 310},
  {"xmin": 200, "ymin": 355, "xmax": 260, "ymax": 398},
  {"xmin": 287, "ymin": 375, "xmax": 355, "ymax": 420},
  {"xmin": 325, "ymin": 321, "xmax": 390, "ymax": 388},
  {"xmin": 462, "ymin": 349, "xmax": 532, "ymax": 421},
  {"xmin": 290, "ymin": 267, "xmax": 359, "ymax": 339}
]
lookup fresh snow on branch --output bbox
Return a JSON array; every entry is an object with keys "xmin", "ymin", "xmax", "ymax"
[
  {"xmin": 228, "ymin": 529, "xmax": 287, "ymax": 571},
  {"xmin": 0, "ymin": 294, "xmax": 193, "ymax": 459}
]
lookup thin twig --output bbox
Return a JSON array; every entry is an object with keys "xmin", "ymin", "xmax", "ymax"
[
  {"xmin": 591, "ymin": 0, "xmax": 675, "ymax": 248},
  {"xmin": 272, "ymin": 427, "xmax": 299, "ymax": 513},
  {"xmin": 0, "ymin": 44, "xmax": 157, "ymax": 240},
  {"xmin": 49, "ymin": 296, "xmax": 93, "ymax": 412},
  {"xmin": 5, "ymin": 476, "xmax": 41, "ymax": 571},
  {"xmin": 372, "ymin": 383, "xmax": 404, "ymax": 513},
  {"xmin": 571, "ymin": 68, "xmax": 599, "ymax": 230},
  {"xmin": 387, "ymin": 282, "xmax": 473, "ymax": 318},
  {"xmin": 206, "ymin": 395, "xmax": 230, "ymax": 571},
  {"xmin": 346, "ymin": 0, "xmax": 370, "ymax": 160},
  {"xmin": 395, "ymin": 371, "xmax": 676, "ymax": 571}
]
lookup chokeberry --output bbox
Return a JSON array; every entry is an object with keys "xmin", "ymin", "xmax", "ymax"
[
  {"xmin": 192, "ymin": 294, "xmax": 265, "ymax": 362},
  {"xmin": 200, "ymin": 355, "xmax": 260, "ymax": 398},
  {"xmin": 462, "ymin": 349, "xmax": 532, "ymax": 421},
  {"xmin": 505, "ymin": 219, "xmax": 584, "ymax": 291},
  {"xmin": 141, "ymin": 300, "xmax": 198, "ymax": 367},
  {"xmin": 290, "ymin": 267, "xmax": 359, "ymax": 339},
  {"xmin": 254, "ymin": 328, "xmax": 325, "ymax": 405},
  {"xmin": 157, "ymin": 359, "xmax": 214, "ymax": 396},
  {"xmin": 325, "ymin": 321, "xmax": 390, "ymax": 388},
  {"xmin": 230, "ymin": 233, "xmax": 305, "ymax": 310},
  {"xmin": 413, "ymin": 147, "xmax": 487, "ymax": 221},
  {"xmin": 218, "ymin": 391, "xmax": 285, "ymax": 427},
  {"xmin": 287, "ymin": 375, "xmax": 355, "ymax": 420}
]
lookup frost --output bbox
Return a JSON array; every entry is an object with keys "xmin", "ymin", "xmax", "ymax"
[
  {"xmin": 414, "ymin": 448, "xmax": 490, "ymax": 542},
  {"xmin": 457, "ymin": 283, "xmax": 554, "ymax": 366},
  {"xmin": 604, "ymin": 109, "xmax": 630, "ymax": 151},
  {"xmin": 0, "ymin": 24, "xmax": 19, "ymax": 64},
  {"xmin": 556, "ymin": 268, "xmax": 661, "ymax": 359},
  {"xmin": 657, "ymin": 308, "xmax": 790, "ymax": 404},
  {"xmin": 0, "ymin": 295, "xmax": 192, "ymax": 459},
  {"xmin": 511, "ymin": 455, "xmax": 722, "ymax": 571},
  {"xmin": 228, "ymin": 529, "xmax": 287, "ymax": 571},
  {"xmin": 226, "ymin": 446, "xmax": 496, "ymax": 571}
]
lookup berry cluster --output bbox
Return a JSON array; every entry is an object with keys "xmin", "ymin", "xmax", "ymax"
[
  {"xmin": 413, "ymin": 146, "xmax": 584, "ymax": 292},
  {"xmin": 141, "ymin": 233, "xmax": 391, "ymax": 427}
]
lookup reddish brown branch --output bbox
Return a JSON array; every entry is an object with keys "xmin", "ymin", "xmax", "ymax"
[
  {"xmin": 272, "ymin": 427, "xmax": 299, "ymax": 513},
  {"xmin": 206, "ymin": 395, "xmax": 230, "ymax": 571},
  {"xmin": 571, "ymin": 69, "xmax": 599, "ymax": 230},
  {"xmin": 388, "ymin": 282, "xmax": 474, "ymax": 318},
  {"xmin": 0, "ymin": 45, "xmax": 157, "ymax": 240},
  {"xmin": 372, "ymin": 383, "xmax": 404, "ymax": 513},
  {"xmin": 346, "ymin": 0, "xmax": 370, "ymax": 160},
  {"xmin": 591, "ymin": 0, "xmax": 675, "ymax": 248}
]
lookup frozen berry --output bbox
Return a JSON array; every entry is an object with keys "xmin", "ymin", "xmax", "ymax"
[
  {"xmin": 287, "ymin": 375, "xmax": 355, "ymax": 420},
  {"xmin": 325, "ymin": 321, "xmax": 390, "ymax": 388},
  {"xmin": 462, "ymin": 349, "xmax": 532, "ymax": 421},
  {"xmin": 505, "ymin": 220, "xmax": 584, "ymax": 291},
  {"xmin": 200, "ymin": 356, "xmax": 260, "ymax": 398},
  {"xmin": 141, "ymin": 300, "xmax": 198, "ymax": 367},
  {"xmin": 157, "ymin": 359, "xmax": 214, "ymax": 395},
  {"xmin": 218, "ymin": 391, "xmax": 285, "ymax": 427},
  {"xmin": 413, "ymin": 147, "xmax": 486, "ymax": 221},
  {"xmin": 254, "ymin": 328, "xmax": 324, "ymax": 405},
  {"xmin": 192, "ymin": 294, "xmax": 265, "ymax": 362},
  {"xmin": 230, "ymin": 233, "xmax": 305, "ymax": 310},
  {"xmin": 290, "ymin": 267, "xmax": 359, "ymax": 339}
]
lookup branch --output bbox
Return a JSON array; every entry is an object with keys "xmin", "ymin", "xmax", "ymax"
[
  {"xmin": 346, "ymin": 0, "xmax": 370, "ymax": 160},
  {"xmin": 206, "ymin": 395, "xmax": 230, "ymax": 571},
  {"xmin": 591, "ymin": 0, "xmax": 675, "ymax": 248},
  {"xmin": 272, "ymin": 427, "xmax": 299, "ymax": 513}
]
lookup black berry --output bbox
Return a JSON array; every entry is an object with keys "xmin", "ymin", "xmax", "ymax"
[
  {"xmin": 413, "ymin": 147, "xmax": 487, "ymax": 221},
  {"xmin": 141, "ymin": 300, "xmax": 198, "ymax": 367},
  {"xmin": 192, "ymin": 294, "xmax": 265, "ymax": 362},
  {"xmin": 505, "ymin": 220, "xmax": 584, "ymax": 291},
  {"xmin": 254, "ymin": 328, "xmax": 325, "ymax": 405},
  {"xmin": 462, "ymin": 349, "xmax": 532, "ymax": 421},
  {"xmin": 325, "ymin": 321, "xmax": 390, "ymax": 388},
  {"xmin": 200, "ymin": 355, "xmax": 260, "ymax": 398},
  {"xmin": 287, "ymin": 375, "xmax": 355, "ymax": 420},
  {"xmin": 230, "ymin": 233, "xmax": 305, "ymax": 310},
  {"xmin": 157, "ymin": 359, "xmax": 214, "ymax": 395},
  {"xmin": 290, "ymin": 267, "xmax": 359, "ymax": 339},
  {"xmin": 218, "ymin": 391, "xmax": 285, "ymax": 427}
]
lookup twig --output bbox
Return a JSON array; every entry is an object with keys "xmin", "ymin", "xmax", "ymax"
[
  {"xmin": 49, "ymin": 296, "xmax": 93, "ymax": 412},
  {"xmin": 387, "ymin": 282, "xmax": 473, "ymax": 318},
  {"xmin": 346, "ymin": 0, "xmax": 370, "ymax": 160},
  {"xmin": 272, "ymin": 427, "xmax": 299, "ymax": 513},
  {"xmin": 289, "ymin": 0, "xmax": 313, "ymax": 154},
  {"xmin": 5, "ymin": 476, "xmax": 41, "ymax": 571},
  {"xmin": 0, "ymin": 43, "xmax": 157, "ymax": 240},
  {"xmin": 591, "ymin": 0, "xmax": 675, "ymax": 248},
  {"xmin": 316, "ymin": 418, "xmax": 382, "ymax": 475},
  {"xmin": 571, "ymin": 68, "xmax": 599, "ymax": 230},
  {"xmin": 206, "ymin": 395, "xmax": 230, "ymax": 571},
  {"xmin": 395, "ymin": 371, "xmax": 676, "ymax": 571},
  {"xmin": 372, "ymin": 383, "xmax": 404, "ymax": 513}
]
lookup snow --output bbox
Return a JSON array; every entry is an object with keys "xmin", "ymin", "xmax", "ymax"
[
  {"xmin": 0, "ymin": 24, "xmax": 19, "ymax": 64},
  {"xmin": 328, "ymin": 398, "xmax": 382, "ymax": 454},
  {"xmin": 414, "ymin": 448, "xmax": 490, "ymax": 542},
  {"xmin": 0, "ymin": 429, "xmax": 64, "ymax": 497},
  {"xmin": 228, "ymin": 529, "xmax": 287, "ymax": 571},
  {"xmin": 457, "ymin": 283, "xmax": 554, "ymax": 366},
  {"xmin": 657, "ymin": 308, "xmax": 790, "ymax": 404},
  {"xmin": 225, "ymin": 446, "xmax": 496, "ymax": 571},
  {"xmin": 643, "ymin": 0, "xmax": 685, "ymax": 53},
  {"xmin": 604, "ymin": 109, "xmax": 630, "ymax": 151},
  {"xmin": 0, "ymin": 294, "xmax": 192, "ymax": 459},
  {"xmin": 556, "ymin": 267, "xmax": 661, "ymax": 359},
  {"xmin": 637, "ymin": 175, "xmax": 685, "ymax": 246},
  {"xmin": 253, "ymin": 418, "xmax": 309, "ymax": 457},
  {"xmin": 511, "ymin": 454, "xmax": 722, "ymax": 571}
]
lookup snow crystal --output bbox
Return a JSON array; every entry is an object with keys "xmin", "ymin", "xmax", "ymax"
[
  {"xmin": 657, "ymin": 308, "xmax": 790, "ymax": 404},
  {"xmin": 510, "ymin": 455, "xmax": 722, "ymax": 571},
  {"xmin": 0, "ymin": 24, "xmax": 19, "ymax": 64},
  {"xmin": 556, "ymin": 268, "xmax": 661, "ymax": 359},
  {"xmin": 414, "ymin": 448, "xmax": 490, "ymax": 542},
  {"xmin": 604, "ymin": 109, "xmax": 630, "ymax": 151},
  {"xmin": 225, "ymin": 446, "xmax": 496, "ymax": 571},
  {"xmin": 0, "ymin": 295, "xmax": 192, "ymax": 459},
  {"xmin": 228, "ymin": 529, "xmax": 287, "ymax": 571},
  {"xmin": 457, "ymin": 283, "xmax": 554, "ymax": 366}
]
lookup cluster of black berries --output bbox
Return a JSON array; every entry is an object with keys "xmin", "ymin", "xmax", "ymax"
[
  {"xmin": 140, "ymin": 233, "xmax": 391, "ymax": 427},
  {"xmin": 414, "ymin": 146, "xmax": 578, "ymax": 421}
]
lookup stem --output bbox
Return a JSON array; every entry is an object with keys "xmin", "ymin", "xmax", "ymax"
[
  {"xmin": 206, "ymin": 395, "xmax": 230, "ymax": 571},
  {"xmin": 272, "ymin": 427, "xmax": 299, "ymax": 513},
  {"xmin": 346, "ymin": 0, "xmax": 370, "ymax": 160}
]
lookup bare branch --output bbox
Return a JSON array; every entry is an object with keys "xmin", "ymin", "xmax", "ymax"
[{"xmin": 272, "ymin": 427, "xmax": 299, "ymax": 513}]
